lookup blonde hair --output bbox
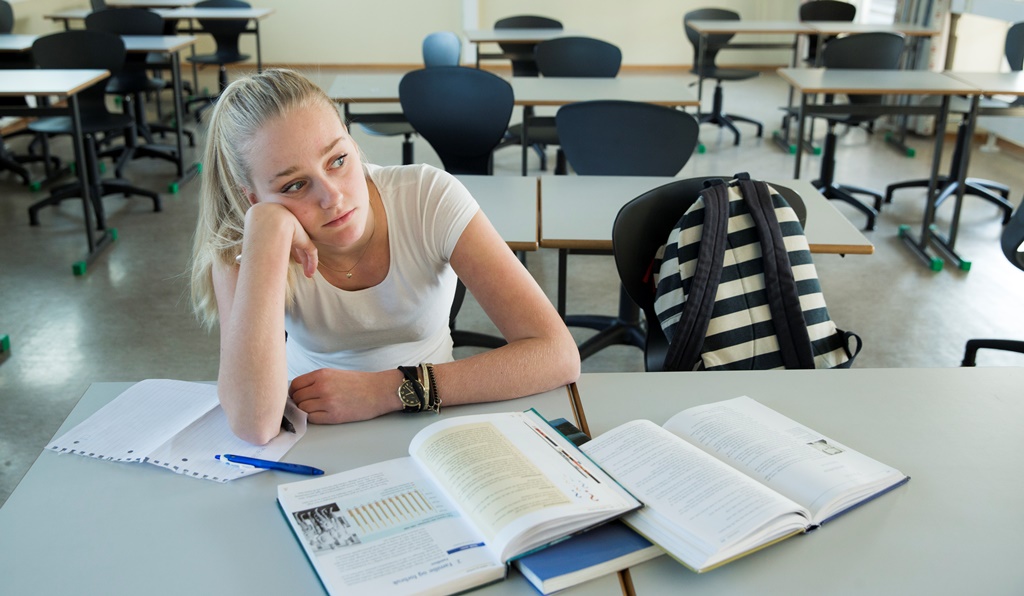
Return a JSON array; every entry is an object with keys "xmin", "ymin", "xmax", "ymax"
[{"xmin": 189, "ymin": 68, "xmax": 341, "ymax": 330}]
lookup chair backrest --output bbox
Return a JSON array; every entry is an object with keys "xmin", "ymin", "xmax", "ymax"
[
  {"xmin": 612, "ymin": 176, "xmax": 808, "ymax": 371},
  {"xmin": 683, "ymin": 8, "xmax": 739, "ymax": 73},
  {"xmin": 31, "ymin": 30, "xmax": 126, "ymax": 115},
  {"xmin": 535, "ymin": 36, "xmax": 622, "ymax": 77},
  {"xmin": 1002, "ymin": 203, "xmax": 1024, "ymax": 271},
  {"xmin": 90, "ymin": 0, "xmax": 107, "ymax": 10},
  {"xmin": 494, "ymin": 15, "xmax": 562, "ymax": 77},
  {"xmin": 423, "ymin": 31, "xmax": 461, "ymax": 67},
  {"xmin": 799, "ymin": 0, "xmax": 856, "ymax": 21},
  {"xmin": 0, "ymin": 1, "xmax": 13, "ymax": 34},
  {"xmin": 399, "ymin": 66, "xmax": 514, "ymax": 175},
  {"xmin": 1006, "ymin": 22, "xmax": 1024, "ymax": 71},
  {"xmin": 196, "ymin": 0, "xmax": 250, "ymax": 58},
  {"xmin": 556, "ymin": 100, "xmax": 699, "ymax": 176},
  {"xmin": 799, "ymin": 1, "xmax": 856, "ymax": 63},
  {"xmin": 822, "ymin": 31, "xmax": 904, "ymax": 105}
]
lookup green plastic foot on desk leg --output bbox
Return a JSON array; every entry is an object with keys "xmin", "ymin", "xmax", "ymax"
[
  {"xmin": 930, "ymin": 257, "xmax": 944, "ymax": 272},
  {"xmin": 168, "ymin": 182, "xmax": 179, "ymax": 194},
  {"xmin": 885, "ymin": 132, "xmax": 892, "ymax": 142},
  {"xmin": 109, "ymin": 227, "xmax": 118, "ymax": 241},
  {"xmin": 897, "ymin": 224, "xmax": 910, "ymax": 238},
  {"xmin": 905, "ymin": 147, "xmax": 916, "ymax": 158},
  {"xmin": 29, "ymin": 180, "xmax": 41, "ymax": 192},
  {"xmin": 195, "ymin": 162, "xmax": 203, "ymax": 173},
  {"xmin": 697, "ymin": 144, "xmax": 706, "ymax": 154},
  {"xmin": 69, "ymin": 161, "xmax": 76, "ymax": 174},
  {"xmin": 72, "ymin": 261, "xmax": 87, "ymax": 276},
  {"xmin": 0, "ymin": 334, "xmax": 10, "ymax": 354},
  {"xmin": 98, "ymin": 162, "xmax": 106, "ymax": 174},
  {"xmin": 812, "ymin": 146, "xmax": 822, "ymax": 156},
  {"xmin": 789, "ymin": 143, "xmax": 797, "ymax": 155},
  {"xmin": 959, "ymin": 260, "xmax": 972, "ymax": 272}
]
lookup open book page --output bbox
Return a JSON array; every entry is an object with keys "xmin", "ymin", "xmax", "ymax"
[
  {"xmin": 277, "ymin": 457, "xmax": 504, "ymax": 596},
  {"xmin": 580, "ymin": 419, "xmax": 809, "ymax": 572},
  {"xmin": 663, "ymin": 396, "xmax": 908, "ymax": 524},
  {"xmin": 409, "ymin": 411, "xmax": 639, "ymax": 562}
]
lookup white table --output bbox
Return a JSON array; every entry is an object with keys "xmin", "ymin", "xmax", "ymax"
[
  {"xmin": 572, "ymin": 367, "xmax": 1024, "ymax": 595},
  {"xmin": 0, "ymin": 382, "xmax": 624, "ymax": 595},
  {"xmin": 457, "ymin": 175, "xmax": 539, "ymax": 252},
  {"xmin": 464, "ymin": 28, "xmax": 581, "ymax": 69},
  {"xmin": 0, "ymin": 69, "xmax": 112, "ymax": 275}
]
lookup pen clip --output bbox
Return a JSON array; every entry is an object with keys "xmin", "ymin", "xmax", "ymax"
[{"xmin": 217, "ymin": 454, "xmax": 256, "ymax": 471}]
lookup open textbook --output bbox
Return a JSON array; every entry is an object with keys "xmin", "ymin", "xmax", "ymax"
[
  {"xmin": 580, "ymin": 396, "xmax": 909, "ymax": 573},
  {"xmin": 276, "ymin": 410, "xmax": 640, "ymax": 596}
]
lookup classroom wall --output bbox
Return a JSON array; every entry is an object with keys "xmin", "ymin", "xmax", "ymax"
[{"xmin": 6, "ymin": 0, "xmax": 801, "ymax": 68}]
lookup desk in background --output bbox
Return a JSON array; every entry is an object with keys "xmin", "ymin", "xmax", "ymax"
[
  {"xmin": 464, "ymin": 28, "xmax": 579, "ymax": 69},
  {"xmin": 0, "ymin": 382, "xmax": 627, "ymax": 595},
  {"xmin": 573, "ymin": 367, "xmax": 1024, "ymax": 595},
  {"xmin": 457, "ymin": 175, "xmax": 539, "ymax": 252},
  {"xmin": 0, "ymin": 69, "xmax": 113, "ymax": 275}
]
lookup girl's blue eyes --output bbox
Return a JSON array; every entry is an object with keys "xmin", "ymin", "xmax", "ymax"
[{"xmin": 279, "ymin": 154, "xmax": 348, "ymax": 194}]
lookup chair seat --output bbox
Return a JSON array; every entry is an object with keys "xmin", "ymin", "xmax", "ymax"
[
  {"xmin": 508, "ymin": 118, "xmax": 560, "ymax": 145},
  {"xmin": 357, "ymin": 121, "xmax": 417, "ymax": 136},
  {"xmin": 692, "ymin": 66, "xmax": 759, "ymax": 82},
  {"xmin": 29, "ymin": 112, "xmax": 133, "ymax": 136},
  {"xmin": 187, "ymin": 51, "xmax": 249, "ymax": 66}
]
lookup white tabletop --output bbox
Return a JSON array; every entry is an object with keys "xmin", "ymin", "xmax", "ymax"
[
  {"xmin": 457, "ymin": 175, "xmax": 539, "ymax": 251},
  {"xmin": 327, "ymin": 72, "xmax": 403, "ymax": 103},
  {"xmin": 0, "ymin": 34, "xmax": 38, "ymax": 52},
  {"xmin": 573, "ymin": 367, "xmax": 1024, "ymax": 595},
  {"xmin": 806, "ymin": 21, "xmax": 940, "ymax": 36},
  {"xmin": 686, "ymin": 20, "xmax": 813, "ymax": 35},
  {"xmin": 0, "ymin": 34, "xmax": 196, "ymax": 54},
  {"xmin": 0, "ymin": 69, "xmax": 110, "ymax": 97},
  {"xmin": 778, "ymin": 68, "xmax": 978, "ymax": 95},
  {"xmin": 538, "ymin": 176, "xmax": 873, "ymax": 255},
  {"xmin": 944, "ymin": 71, "xmax": 1024, "ymax": 96},
  {"xmin": 153, "ymin": 6, "xmax": 274, "ymax": 20},
  {"xmin": 107, "ymin": 0, "xmax": 199, "ymax": 7},
  {"xmin": 0, "ymin": 382, "xmax": 623, "ymax": 595},
  {"xmin": 511, "ymin": 75, "xmax": 700, "ymax": 107},
  {"xmin": 464, "ymin": 28, "xmax": 580, "ymax": 43}
]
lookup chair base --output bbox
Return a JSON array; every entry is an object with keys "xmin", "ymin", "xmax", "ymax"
[
  {"xmin": 962, "ymin": 338, "xmax": 1024, "ymax": 366},
  {"xmin": 699, "ymin": 81, "xmax": 764, "ymax": 146},
  {"xmin": 812, "ymin": 179, "xmax": 880, "ymax": 231},
  {"xmin": 885, "ymin": 177, "xmax": 1013, "ymax": 225}
]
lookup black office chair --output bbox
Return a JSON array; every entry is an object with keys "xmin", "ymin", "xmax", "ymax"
[
  {"xmin": 349, "ymin": 31, "xmax": 461, "ymax": 165},
  {"xmin": 799, "ymin": 0, "xmax": 856, "ymax": 65},
  {"xmin": 961, "ymin": 202, "xmax": 1024, "ymax": 365},
  {"xmin": 400, "ymin": 66, "xmax": 514, "ymax": 350},
  {"xmin": 186, "ymin": 0, "xmax": 251, "ymax": 123},
  {"xmin": 85, "ymin": 8, "xmax": 192, "ymax": 174},
  {"xmin": 884, "ymin": 23, "xmax": 1020, "ymax": 225},
  {"xmin": 612, "ymin": 177, "xmax": 807, "ymax": 371},
  {"xmin": 511, "ymin": 36, "xmax": 622, "ymax": 175},
  {"xmin": 399, "ymin": 66, "xmax": 513, "ymax": 175},
  {"xmin": 683, "ymin": 8, "xmax": 764, "ymax": 145},
  {"xmin": 811, "ymin": 31, "xmax": 904, "ymax": 231},
  {"xmin": 493, "ymin": 15, "xmax": 562, "ymax": 171},
  {"xmin": 554, "ymin": 100, "xmax": 700, "ymax": 360},
  {"xmin": 0, "ymin": 0, "xmax": 62, "ymax": 185},
  {"xmin": 27, "ymin": 30, "xmax": 160, "ymax": 230}
]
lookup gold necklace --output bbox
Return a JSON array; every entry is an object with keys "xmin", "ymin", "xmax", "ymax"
[{"xmin": 320, "ymin": 210, "xmax": 377, "ymax": 279}]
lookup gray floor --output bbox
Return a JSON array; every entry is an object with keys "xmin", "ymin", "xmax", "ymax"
[{"xmin": 2, "ymin": 69, "xmax": 1023, "ymax": 507}]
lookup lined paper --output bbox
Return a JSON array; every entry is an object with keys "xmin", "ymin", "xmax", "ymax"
[{"xmin": 47, "ymin": 379, "xmax": 307, "ymax": 483}]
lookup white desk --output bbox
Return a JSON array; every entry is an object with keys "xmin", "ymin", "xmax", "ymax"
[
  {"xmin": 457, "ymin": 175, "xmax": 539, "ymax": 252},
  {"xmin": 0, "ymin": 382, "xmax": 624, "ymax": 595},
  {"xmin": 572, "ymin": 367, "xmax": 1024, "ymax": 595},
  {"xmin": 0, "ymin": 69, "xmax": 112, "ymax": 275},
  {"xmin": 464, "ymin": 28, "xmax": 581, "ymax": 69}
]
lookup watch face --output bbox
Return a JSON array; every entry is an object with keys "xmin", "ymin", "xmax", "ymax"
[{"xmin": 399, "ymin": 380, "xmax": 421, "ymax": 407}]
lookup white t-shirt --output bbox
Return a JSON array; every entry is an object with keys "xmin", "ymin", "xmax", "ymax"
[{"xmin": 284, "ymin": 164, "xmax": 478, "ymax": 379}]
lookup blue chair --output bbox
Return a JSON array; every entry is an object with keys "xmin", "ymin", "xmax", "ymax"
[{"xmin": 351, "ymin": 31, "xmax": 462, "ymax": 165}]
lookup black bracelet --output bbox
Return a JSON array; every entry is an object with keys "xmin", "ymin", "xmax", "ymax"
[{"xmin": 423, "ymin": 363, "xmax": 441, "ymax": 414}]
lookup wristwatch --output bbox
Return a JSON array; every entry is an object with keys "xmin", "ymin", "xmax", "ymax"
[{"xmin": 397, "ymin": 366, "xmax": 424, "ymax": 413}]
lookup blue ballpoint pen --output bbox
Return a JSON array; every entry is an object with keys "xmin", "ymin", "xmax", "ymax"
[{"xmin": 216, "ymin": 454, "xmax": 324, "ymax": 476}]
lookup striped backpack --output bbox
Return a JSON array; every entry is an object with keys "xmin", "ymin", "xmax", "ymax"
[{"xmin": 652, "ymin": 174, "xmax": 861, "ymax": 371}]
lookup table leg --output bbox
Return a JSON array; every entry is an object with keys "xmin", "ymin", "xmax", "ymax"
[
  {"xmin": 520, "ymin": 106, "xmax": 529, "ymax": 176},
  {"xmin": 557, "ymin": 248, "xmax": 568, "ymax": 319},
  {"xmin": 793, "ymin": 94, "xmax": 808, "ymax": 179},
  {"xmin": 254, "ymin": 20, "xmax": 263, "ymax": 73},
  {"xmin": 696, "ymin": 33, "xmax": 706, "ymax": 118},
  {"xmin": 772, "ymin": 33, "xmax": 801, "ymax": 154},
  {"xmin": 169, "ymin": 50, "xmax": 199, "ymax": 192},
  {"xmin": 899, "ymin": 95, "xmax": 949, "ymax": 271},
  {"xmin": 69, "ymin": 95, "xmax": 115, "ymax": 275},
  {"xmin": 926, "ymin": 94, "xmax": 978, "ymax": 271}
]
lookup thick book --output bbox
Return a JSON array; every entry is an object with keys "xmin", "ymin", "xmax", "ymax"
[
  {"xmin": 579, "ymin": 396, "xmax": 910, "ymax": 573},
  {"xmin": 513, "ymin": 520, "xmax": 662, "ymax": 594},
  {"xmin": 276, "ymin": 410, "xmax": 640, "ymax": 596}
]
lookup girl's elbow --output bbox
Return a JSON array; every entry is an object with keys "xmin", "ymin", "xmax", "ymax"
[{"xmin": 231, "ymin": 419, "xmax": 280, "ymax": 446}]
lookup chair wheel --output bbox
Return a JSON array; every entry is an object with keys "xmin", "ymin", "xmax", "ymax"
[
  {"xmin": 168, "ymin": 182, "xmax": 179, "ymax": 194},
  {"xmin": 29, "ymin": 181, "xmax": 42, "ymax": 192},
  {"xmin": 897, "ymin": 224, "xmax": 910, "ymax": 237},
  {"xmin": 905, "ymin": 147, "xmax": 916, "ymax": 158}
]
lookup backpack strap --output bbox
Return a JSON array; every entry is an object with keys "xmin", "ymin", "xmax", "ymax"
[
  {"xmin": 734, "ymin": 175, "xmax": 817, "ymax": 369},
  {"xmin": 663, "ymin": 179, "xmax": 731, "ymax": 371}
]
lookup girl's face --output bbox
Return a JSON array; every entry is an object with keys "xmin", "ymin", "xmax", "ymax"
[{"xmin": 243, "ymin": 101, "xmax": 371, "ymax": 251}]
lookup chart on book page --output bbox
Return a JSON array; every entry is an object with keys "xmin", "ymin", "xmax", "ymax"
[{"xmin": 288, "ymin": 482, "xmax": 455, "ymax": 553}]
